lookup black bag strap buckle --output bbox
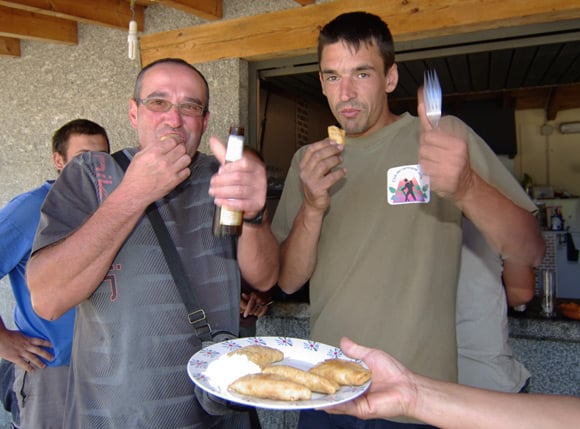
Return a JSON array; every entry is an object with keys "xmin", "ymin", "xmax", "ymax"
[
  {"xmin": 188, "ymin": 308, "xmax": 207, "ymax": 325},
  {"xmin": 188, "ymin": 309, "xmax": 212, "ymax": 340}
]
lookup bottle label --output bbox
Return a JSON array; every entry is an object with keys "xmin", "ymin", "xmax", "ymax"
[
  {"xmin": 219, "ymin": 207, "xmax": 243, "ymax": 225},
  {"xmin": 225, "ymin": 134, "xmax": 244, "ymax": 162}
]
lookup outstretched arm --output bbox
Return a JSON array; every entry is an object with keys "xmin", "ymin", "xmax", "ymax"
[{"xmin": 326, "ymin": 337, "xmax": 580, "ymax": 429}]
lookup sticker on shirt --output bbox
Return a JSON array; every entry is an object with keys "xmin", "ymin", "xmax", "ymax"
[{"xmin": 387, "ymin": 164, "xmax": 430, "ymax": 205}]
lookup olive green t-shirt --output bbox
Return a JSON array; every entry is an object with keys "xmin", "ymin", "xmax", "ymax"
[{"xmin": 272, "ymin": 113, "xmax": 530, "ymax": 383}]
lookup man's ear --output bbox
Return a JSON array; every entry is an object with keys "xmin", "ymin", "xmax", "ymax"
[
  {"xmin": 385, "ymin": 64, "xmax": 398, "ymax": 94},
  {"xmin": 201, "ymin": 110, "xmax": 211, "ymax": 135},
  {"xmin": 52, "ymin": 152, "xmax": 66, "ymax": 173},
  {"xmin": 129, "ymin": 99, "xmax": 138, "ymax": 129},
  {"xmin": 319, "ymin": 72, "xmax": 327, "ymax": 96}
]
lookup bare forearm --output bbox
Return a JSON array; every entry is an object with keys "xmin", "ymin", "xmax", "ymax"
[
  {"xmin": 458, "ymin": 173, "xmax": 545, "ymax": 267},
  {"xmin": 278, "ymin": 205, "xmax": 324, "ymax": 294},
  {"xmin": 502, "ymin": 260, "xmax": 535, "ymax": 306},
  {"xmin": 238, "ymin": 220, "xmax": 280, "ymax": 291},
  {"xmin": 414, "ymin": 375, "xmax": 580, "ymax": 429},
  {"xmin": 27, "ymin": 189, "xmax": 147, "ymax": 320}
]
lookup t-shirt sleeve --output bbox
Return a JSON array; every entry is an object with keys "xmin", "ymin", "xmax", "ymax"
[
  {"xmin": 270, "ymin": 147, "xmax": 307, "ymax": 243},
  {"xmin": 32, "ymin": 152, "xmax": 119, "ymax": 255},
  {"xmin": 452, "ymin": 116, "xmax": 537, "ymax": 213}
]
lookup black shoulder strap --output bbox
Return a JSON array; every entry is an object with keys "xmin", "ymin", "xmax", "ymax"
[
  {"xmin": 111, "ymin": 150, "xmax": 212, "ymax": 341},
  {"xmin": 111, "ymin": 150, "xmax": 131, "ymax": 171}
]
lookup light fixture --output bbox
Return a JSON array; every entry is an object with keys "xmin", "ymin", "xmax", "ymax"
[
  {"xmin": 559, "ymin": 122, "xmax": 580, "ymax": 134},
  {"xmin": 128, "ymin": 0, "xmax": 139, "ymax": 61}
]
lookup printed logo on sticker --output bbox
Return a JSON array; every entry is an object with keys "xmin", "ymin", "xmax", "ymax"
[{"xmin": 387, "ymin": 164, "xmax": 430, "ymax": 205}]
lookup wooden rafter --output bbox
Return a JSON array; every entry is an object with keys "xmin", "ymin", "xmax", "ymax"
[
  {"xmin": 0, "ymin": 35, "xmax": 19, "ymax": 56},
  {"xmin": 0, "ymin": 5, "xmax": 77, "ymax": 44},
  {"xmin": 0, "ymin": 0, "xmax": 145, "ymax": 30},
  {"xmin": 136, "ymin": 0, "xmax": 221, "ymax": 20},
  {"xmin": 139, "ymin": 0, "xmax": 580, "ymax": 65}
]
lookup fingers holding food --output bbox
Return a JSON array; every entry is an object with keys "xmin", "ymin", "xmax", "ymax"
[{"xmin": 327, "ymin": 125, "xmax": 346, "ymax": 145}]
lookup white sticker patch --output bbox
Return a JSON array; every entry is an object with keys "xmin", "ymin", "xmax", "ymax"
[{"xmin": 387, "ymin": 164, "xmax": 430, "ymax": 205}]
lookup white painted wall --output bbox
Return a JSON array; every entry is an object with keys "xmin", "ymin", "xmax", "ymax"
[{"xmin": 515, "ymin": 108, "xmax": 580, "ymax": 196}]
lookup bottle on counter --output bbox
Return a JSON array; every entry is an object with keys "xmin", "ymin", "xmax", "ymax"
[
  {"xmin": 212, "ymin": 125, "xmax": 245, "ymax": 237},
  {"xmin": 550, "ymin": 207, "xmax": 564, "ymax": 231}
]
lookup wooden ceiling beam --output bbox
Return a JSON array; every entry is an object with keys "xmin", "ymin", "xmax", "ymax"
[
  {"xmin": 546, "ymin": 85, "xmax": 580, "ymax": 120},
  {"xmin": 293, "ymin": 0, "xmax": 315, "ymax": 5},
  {"xmin": 0, "ymin": 0, "xmax": 145, "ymax": 30},
  {"xmin": 0, "ymin": 35, "xmax": 20, "ymax": 56},
  {"xmin": 140, "ymin": 0, "xmax": 580, "ymax": 66},
  {"xmin": 0, "ymin": 5, "xmax": 77, "ymax": 44},
  {"xmin": 512, "ymin": 85, "xmax": 580, "ymax": 114},
  {"xmin": 137, "ymin": 0, "xmax": 221, "ymax": 20}
]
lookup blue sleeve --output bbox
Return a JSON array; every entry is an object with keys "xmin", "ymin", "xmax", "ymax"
[{"xmin": 0, "ymin": 186, "xmax": 47, "ymax": 278}]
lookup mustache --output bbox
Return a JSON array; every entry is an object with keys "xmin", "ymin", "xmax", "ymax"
[{"xmin": 336, "ymin": 101, "xmax": 365, "ymax": 111}]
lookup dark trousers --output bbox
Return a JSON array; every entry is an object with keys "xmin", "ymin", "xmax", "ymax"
[
  {"xmin": 0, "ymin": 359, "xmax": 19, "ymax": 426},
  {"xmin": 298, "ymin": 410, "xmax": 437, "ymax": 429}
]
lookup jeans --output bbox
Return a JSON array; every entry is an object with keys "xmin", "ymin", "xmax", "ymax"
[{"xmin": 0, "ymin": 359, "xmax": 19, "ymax": 427}]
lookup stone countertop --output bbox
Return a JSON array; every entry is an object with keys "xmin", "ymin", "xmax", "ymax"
[
  {"xmin": 508, "ymin": 297, "xmax": 580, "ymax": 342},
  {"xmin": 263, "ymin": 301, "xmax": 310, "ymax": 319},
  {"xmin": 255, "ymin": 302, "xmax": 310, "ymax": 340},
  {"xmin": 258, "ymin": 299, "xmax": 580, "ymax": 342},
  {"xmin": 507, "ymin": 297, "xmax": 580, "ymax": 396},
  {"xmin": 258, "ymin": 300, "xmax": 580, "ymax": 352}
]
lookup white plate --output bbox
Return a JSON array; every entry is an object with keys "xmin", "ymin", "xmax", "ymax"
[{"xmin": 187, "ymin": 336, "xmax": 371, "ymax": 410}]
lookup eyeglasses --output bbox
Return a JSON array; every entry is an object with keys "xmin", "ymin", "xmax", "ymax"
[{"xmin": 136, "ymin": 98, "xmax": 206, "ymax": 117}]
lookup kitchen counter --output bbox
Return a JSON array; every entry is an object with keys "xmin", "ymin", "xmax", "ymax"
[{"xmin": 508, "ymin": 297, "xmax": 580, "ymax": 396}]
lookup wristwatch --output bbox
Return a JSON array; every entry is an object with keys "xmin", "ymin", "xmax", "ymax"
[{"xmin": 243, "ymin": 207, "xmax": 265, "ymax": 225}]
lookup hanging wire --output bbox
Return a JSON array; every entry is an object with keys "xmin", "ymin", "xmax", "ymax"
[{"xmin": 128, "ymin": 0, "xmax": 139, "ymax": 60}]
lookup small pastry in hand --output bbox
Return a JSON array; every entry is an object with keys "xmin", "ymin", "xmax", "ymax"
[
  {"xmin": 263, "ymin": 364, "xmax": 340, "ymax": 394},
  {"xmin": 327, "ymin": 125, "xmax": 346, "ymax": 145},
  {"xmin": 227, "ymin": 345, "xmax": 284, "ymax": 368},
  {"xmin": 309, "ymin": 359, "xmax": 371, "ymax": 386},
  {"xmin": 229, "ymin": 373, "xmax": 312, "ymax": 401}
]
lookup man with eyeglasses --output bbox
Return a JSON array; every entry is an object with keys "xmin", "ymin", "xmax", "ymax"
[
  {"xmin": 136, "ymin": 97, "xmax": 207, "ymax": 117},
  {"xmin": 27, "ymin": 58, "xmax": 279, "ymax": 429}
]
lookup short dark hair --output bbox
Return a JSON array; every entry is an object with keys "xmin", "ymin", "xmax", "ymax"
[
  {"xmin": 52, "ymin": 119, "xmax": 110, "ymax": 157},
  {"xmin": 133, "ymin": 58, "xmax": 210, "ymax": 115},
  {"xmin": 317, "ymin": 12, "xmax": 395, "ymax": 75}
]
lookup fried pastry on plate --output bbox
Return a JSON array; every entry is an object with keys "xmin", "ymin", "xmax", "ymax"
[
  {"xmin": 263, "ymin": 364, "xmax": 340, "ymax": 394},
  {"xmin": 227, "ymin": 345, "xmax": 284, "ymax": 368},
  {"xmin": 229, "ymin": 373, "xmax": 312, "ymax": 401},
  {"xmin": 309, "ymin": 359, "xmax": 371, "ymax": 386}
]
